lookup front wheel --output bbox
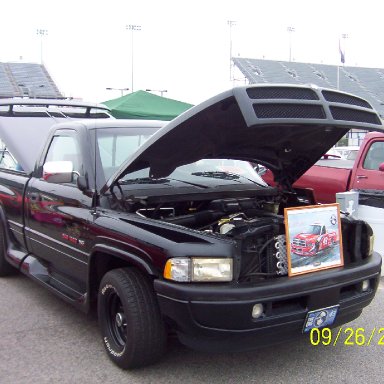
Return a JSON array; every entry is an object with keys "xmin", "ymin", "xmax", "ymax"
[{"xmin": 98, "ymin": 268, "xmax": 166, "ymax": 369}]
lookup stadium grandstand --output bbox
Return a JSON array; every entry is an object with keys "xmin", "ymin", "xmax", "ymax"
[
  {"xmin": 0, "ymin": 62, "xmax": 63, "ymax": 99},
  {"xmin": 233, "ymin": 57, "xmax": 384, "ymax": 118}
]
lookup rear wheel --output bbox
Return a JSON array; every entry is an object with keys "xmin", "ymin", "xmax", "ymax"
[
  {"xmin": 98, "ymin": 268, "xmax": 166, "ymax": 369},
  {"xmin": 0, "ymin": 224, "xmax": 16, "ymax": 277}
]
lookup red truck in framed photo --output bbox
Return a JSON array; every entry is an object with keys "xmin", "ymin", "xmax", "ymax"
[{"xmin": 291, "ymin": 222, "xmax": 339, "ymax": 256}]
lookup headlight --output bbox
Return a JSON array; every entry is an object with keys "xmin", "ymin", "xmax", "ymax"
[
  {"xmin": 193, "ymin": 258, "xmax": 233, "ymax": 282},
  {"xmin": 164, "ymin": 258, "xmax": 233, "ymax": 282}
]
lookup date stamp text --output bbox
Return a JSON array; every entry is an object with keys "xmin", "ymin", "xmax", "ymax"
[{"xmin": 310, "ymin": 327, "xmax": 384, "ymax": 346}]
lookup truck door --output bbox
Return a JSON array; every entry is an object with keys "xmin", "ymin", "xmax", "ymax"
[
  {"xmin": 25, "ymin": 129, "xmax": 93, "ymax": 296},
  {"xmin": 352, "ymin": 140, "xmax": 384, "ymax": 190}
]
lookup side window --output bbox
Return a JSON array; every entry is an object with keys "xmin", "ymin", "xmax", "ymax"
[
  {"xmin": 363, "ymin": 142, "xmax": 384, "ymax": 170},
  {"xmin": 0, "ymin": 150, "xmax": 20, "ymax": 171},
  {"xmin": 45, "ymin": 135, "xmax": 81, "ymax": 182},
  {"xmin": 0, "ymin": 140, "xmax": 23, "ymax": 171}
]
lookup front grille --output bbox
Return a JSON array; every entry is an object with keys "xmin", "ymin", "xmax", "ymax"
[
  {"xmin": 253, "ymin": 103, "xmax": 326, "ymax": 119},
  {"xmin": 341, "ymin": 219, "xmax": 372, "ymax": 263},
  {"xmin": 322, "ymin": 90, "xmax": 372, "ymax": 109},
  {"xmin": 293, "ymin": 238, "xmax": 306, "ymax": 247},
  {"xmin": 247, "ymin": 87, "xmax": 319, "ymax": 100},
  {"xmin": 330, "ymin": 106, "xmax": 382, "ymax": 125},
  {"xmin": 240, "ymin": 235, "xmax": 288, "ymax": 281}
]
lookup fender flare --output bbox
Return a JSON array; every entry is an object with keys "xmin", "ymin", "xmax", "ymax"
[
  {"xmin": 0, "ymin": 204, "xmax": 19, "ymax": 268},
  {"xmin": 0, "ymin": 205, "xmax": 12, "ymax": 248},
  {"xmin": 89, "ymin": 243, "xmax": 159, "ymax": 276}
]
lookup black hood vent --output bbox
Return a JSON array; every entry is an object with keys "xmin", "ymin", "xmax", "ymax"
[
  {"xmin": 330, "ymin": 106, "xmax": 381, "ymax": 124},
  {"xmin": 253, "ymin": 103, "xmax": 325, "ymax": 119},
  {"xmin": 322, "ymin": 90, "xmax": 372, "ymax": 109},
  {"xmin": 247, "ymin": 86, "xmax": 319, "ymax": 100}
]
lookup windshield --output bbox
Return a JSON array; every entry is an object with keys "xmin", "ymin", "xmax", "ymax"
[
  {"xmin": 304, "ymin": 225, "xmax": 321, "ymax": 235},
  {"xmin": 97, "ymin": 127, "xmax": 267, "ymax": 188},
  {"xmin": 97, "ymin": 127, "xmax": 159, "ymax": 180}
]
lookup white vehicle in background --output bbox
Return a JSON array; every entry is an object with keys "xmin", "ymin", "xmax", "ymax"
[{"xmin": 334, "ymin": 146, "xmax": 360, "ymax": 160}]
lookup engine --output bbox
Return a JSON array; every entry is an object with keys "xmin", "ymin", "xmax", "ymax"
[
  {"xmin": 213, "ymin": 213, "xmax": 289, "ymax": 280},
  {"xmin": 134, "ymin": 196, "xmax": 293, "ymax": 280},
  {"xmin": 129, "ymin": 191, "xmax": 372, "ymax": 282}
]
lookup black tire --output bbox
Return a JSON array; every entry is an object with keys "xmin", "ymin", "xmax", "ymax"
[
  {"xmin": 0, "ymin": 224, "xmax": 16, "ymax": 277},
  {"xmin": 98, "ymin": 268, "xmax": 166, "ymax": 369}
]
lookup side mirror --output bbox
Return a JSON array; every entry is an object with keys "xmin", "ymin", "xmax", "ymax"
[
  {"xmin": 379, "ymin": 162, "xmax": 384, "ymax": 172},
  {"xmin": 43, "ymin": 161, "xmax": 73, "ymax": 183},
  {"xmin": 77, "ymin": 175, "xmax": 89, "ymax": 192},
  {"xmin": 254, "ymin": 164, "xmax": 267, "ymax": 177}
]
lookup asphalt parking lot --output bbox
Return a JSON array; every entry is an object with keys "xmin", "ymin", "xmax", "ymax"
[{"xmin": 0, "ymin": 274, "xmax": 383, "ymax": 384}]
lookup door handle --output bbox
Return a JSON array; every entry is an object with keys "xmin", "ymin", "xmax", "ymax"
[{"xmin": 356, "ymin": 175, "xmax": 368, "ymax": 179}]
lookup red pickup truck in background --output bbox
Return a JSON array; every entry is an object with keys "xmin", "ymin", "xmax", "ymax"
[
  {"xmin": 263, "ymin": 131, "xmax": 384, "ymax": 204},
  {"xmin": 291, "ymin": 223, "xmax": 339, "ymax": 257}
]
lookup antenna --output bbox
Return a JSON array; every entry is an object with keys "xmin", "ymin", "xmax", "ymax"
[{"xmin": 92, "ymin": 127, "xmax": 98, "ymax": 214}]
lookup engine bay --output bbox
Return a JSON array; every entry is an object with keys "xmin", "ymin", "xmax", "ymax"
[
  {"xmin": 118, "ymin": 189, "xmax": 370, "ymax": 282},
  {"xmin": 126, "ymin": 191, "xmax": 310, "ymax": 280}
]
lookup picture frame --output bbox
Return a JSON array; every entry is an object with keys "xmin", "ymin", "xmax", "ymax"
[{"xmin": 284, "ymin": 203, "xmax": 344, "ymax": 276}]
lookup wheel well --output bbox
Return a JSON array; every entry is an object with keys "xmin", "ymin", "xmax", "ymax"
[
  {"xmin": 88, "ymin": 252, "xmax": 157, "ymax": 310},
  {"xmin": 0, "ymin": 206, "xmax": 10, "ymax": 242}
]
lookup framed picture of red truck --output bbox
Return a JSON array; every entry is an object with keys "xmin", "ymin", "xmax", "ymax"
[{"xmin": 284, "ymin": 203, "xmax": 344, "ymax": 276}]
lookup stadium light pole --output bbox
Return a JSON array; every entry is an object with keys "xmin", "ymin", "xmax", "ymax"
[
  {"xmin": 227, "ymin": 20, "xmax": 236, "ymax": 81},
  {"xmin": 126, "ymin": 24, "xmax": 141, "ymax": 93},
  {"xmin": 36, "ymin": 29, "xmax": 48, "ymax": 64},
  {"xmin": 337, "ymin": 33, "xmax": 348, "ymax": 90},
  {"xmin": 287, "ymin": 26, "xmax": 295, "ymax": 62},
  {"xmin": 146, "ymin": 89, "xmax": 168, "ymax": 97},
  {"xmin": 341, "ymin": 33, "xmax": 348, "ymax": 65},
  {"xmin": 106, "ymin": 87, "xmax": 130, "ymax": 96}
]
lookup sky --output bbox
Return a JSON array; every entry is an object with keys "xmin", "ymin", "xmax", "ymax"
[{"xmin": 1, "ymin": 0, "xmax": 384, "ymax": 105}]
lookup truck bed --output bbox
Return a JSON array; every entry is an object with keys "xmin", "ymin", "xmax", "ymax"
[
  {"xmin": 295, "ymin": 162, "xmax": 353, "ymax": 203},
  {"xmin": 315, "ymin": 159, "xmax": 355, "ymax": 169}
]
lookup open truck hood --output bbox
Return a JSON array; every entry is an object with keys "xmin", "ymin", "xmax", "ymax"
[{"xmin": 105, "ymin": 84, "xmax": 383, "ymax": 192}]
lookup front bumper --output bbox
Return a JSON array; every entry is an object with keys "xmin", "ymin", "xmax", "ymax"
[{"xmin": 154, "ymin": 252, "xmax": 381, "ymax": 352}]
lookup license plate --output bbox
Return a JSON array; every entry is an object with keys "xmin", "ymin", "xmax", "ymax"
[{"xmin": 302, "ymin": 305, "xmax": 339, "ymax": 333}]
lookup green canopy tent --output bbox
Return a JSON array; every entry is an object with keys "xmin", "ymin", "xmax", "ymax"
[{"xmin": 102, "ymin": 90, "xmax": 193, "ymax": 121}]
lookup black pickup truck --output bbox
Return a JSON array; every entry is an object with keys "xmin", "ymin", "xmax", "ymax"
[{"xmin": 0, "ymin": 86, "xmax": 382, "ymax": 369}]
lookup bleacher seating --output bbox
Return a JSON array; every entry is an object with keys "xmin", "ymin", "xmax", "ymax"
[
  {"xmin": 233, "ymin": 58, "xmax": 384, "ymax": 116},
  {"xmin": 0, "ymin": 62, "xmax": 63, "ymax": 99}
]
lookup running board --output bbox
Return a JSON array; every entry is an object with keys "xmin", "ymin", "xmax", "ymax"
[{"xmin": 20, "ymin": 255, "xmax": 88, "ymax": 312}]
